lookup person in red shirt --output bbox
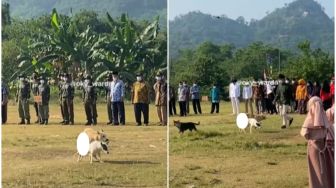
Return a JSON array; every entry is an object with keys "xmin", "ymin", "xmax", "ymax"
[
  {"xmin": 320, "ymin": 80, "xmax": 332, "ymax": 110},
  {"xmin": 330, "ymin": 76, "xmax": 334, "ymax": 105}
]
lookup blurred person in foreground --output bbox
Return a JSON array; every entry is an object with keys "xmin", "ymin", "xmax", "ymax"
[
  {"xmin": 300, "ymin": 97, "xmax": 331, "ymax": 188},
  {"xmin": 325, "ymin": 104, "xmax": 334, "ymax": 188}
]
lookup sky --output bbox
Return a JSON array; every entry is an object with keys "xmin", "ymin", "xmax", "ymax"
[{"xmin": 169, "ymin": 0, "xmax": 334, "ymax": 21}]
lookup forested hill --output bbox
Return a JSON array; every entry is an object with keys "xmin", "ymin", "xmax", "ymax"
[
  {"xmin": 4, "ymin": 0, "xmax": 166, "ymax": 25},
  {"xmin": 169, "ymin": 0, "xmax": 333, "ymax": 57}
]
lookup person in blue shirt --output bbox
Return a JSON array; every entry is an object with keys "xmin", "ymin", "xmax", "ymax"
[
  {"xmin": 190, "ymin": 81, "xmax": 202, "ymax": 114},
  {"xmin": 210, "ymin": 84, "xmax": 220, "ymax": 113},
  {"xmin": 110, "ymin": 71, "xmax": 125, "ymax": 125}
]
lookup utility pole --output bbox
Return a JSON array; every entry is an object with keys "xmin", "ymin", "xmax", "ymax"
[{"xmin": 277, "ymin": 34, "xmax": 288, "ymax": 74}]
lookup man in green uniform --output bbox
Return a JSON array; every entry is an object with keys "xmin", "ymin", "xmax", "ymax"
[
  {"xmin": 37, "ymin": 76, "xmax": 50, "ymax": 125},
  {"xmin": 83, "ymin": 75, "xmax": 97, "ymax": 125},
  {"xmin": 58, "ymin": 73, "xmax": 65, "ymax": 124},
  {"xmin": 61, "ymin": 73, "xmax": 74, "ymax": 125},
  {"xmin": 16, "ymin": 74, "xmax": 31, "ymax": 124}
]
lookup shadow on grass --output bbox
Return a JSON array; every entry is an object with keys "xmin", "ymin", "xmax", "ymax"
[
  {"xmin": 103, "ymin": 160, "xmax": 159, "ymax": 165},
  {"xmin": 262, "ymin": 130, "xmax": 282, "ymax": 134},
  {"xmin": 182, "ymin": 130, "xmax": 231, "ymax": 141},
  {"xmin": 239, "ymin": 141, "xmax": 291, "ymax": 150}
]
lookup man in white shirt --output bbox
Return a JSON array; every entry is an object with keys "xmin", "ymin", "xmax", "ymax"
[
  {"xmin": 229, "ymin": 79, "xmax": 240, "ymax": 115},
  {"xmin": 242, "ymin": 82, "xmax": 253, "ymax": 116}
]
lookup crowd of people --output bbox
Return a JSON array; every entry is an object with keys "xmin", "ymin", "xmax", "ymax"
[
  {"xmin": 1, "ymin": 71, "xmax": 167, "ymax": 126},
  {"xmin": 169, "ymin": 75, "xmax": 334, "ymax": 119}
]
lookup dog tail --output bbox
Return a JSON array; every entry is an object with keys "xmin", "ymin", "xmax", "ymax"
[{"xmin": 195, "ymin": 121, "xmax": 200, "ymax": 125}]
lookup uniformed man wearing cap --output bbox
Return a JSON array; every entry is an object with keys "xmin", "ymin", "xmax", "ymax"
[
  {"xmin": 105, "ymin": 73, "xmax": 113, "ymax": 125},
  {"xmin": 16, "ymin": 74, "xmax": 31, "ymax": 124},
  {"xmin": 153, "ymin": 72, "xmax": 167, "ymax": 126},
  {"xmin": 131, "ymin": 73, "xmax": 150, "ymax": 126},
  {"xmin": 31, "ymin": 72, "xmax": 40, "ymax": 123},
  {"xmin": 83, "ymin": 75, "xmax": 98, "ymax": 125},
  {"xmin": 37, "ymin": 76, "xmax": 50, "ymax": 125},
  {"xmin": 110, "ymin": 71, "xmax": 125, "ymax": 125},
  {"xmin": 61, "ymin": 73, "xmax": 74, "ymax": 125}
]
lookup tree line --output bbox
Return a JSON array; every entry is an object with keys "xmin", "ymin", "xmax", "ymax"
[
  {"xmin": 2, "ymin": 5, "xmax": 167, "ymax": 92},
  {"xmin": 170, "ymin": 41, "xmax": 334, "ymax": 99}
]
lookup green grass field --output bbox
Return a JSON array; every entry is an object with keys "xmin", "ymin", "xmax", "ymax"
[
  {"xmin": 169, "ymin": 102, "xmax": 308, "ymax": 188},
  {"xmin": 2, "ymin": 102, "xmax": 167, "ymax": 188}
]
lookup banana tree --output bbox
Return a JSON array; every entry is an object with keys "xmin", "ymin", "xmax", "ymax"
[{"xmin": 94, "ymin": 13, "xmax": 166, "ymax": 85}]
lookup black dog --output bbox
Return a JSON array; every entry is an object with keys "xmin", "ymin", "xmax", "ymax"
[{"xmin": 173, "ymin": 120, "xmax": 199, "ymax": 134}]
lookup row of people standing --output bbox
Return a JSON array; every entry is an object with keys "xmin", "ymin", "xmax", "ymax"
[
  {"xmin": 16, "ymin": 73, "xmax": 51, "ymax": 125},
  {"xmin": 169, "ymin": 81, "xmax": 203, "ymax": 117},
  {"xmin": 170, "ymin": 79, "xmax": 279, "ymax": 117},
  {"xmin": 4, "ymin": 71, "xmax": 167, "ymax": 126},
  {"xmin": 169, "ymin": 81, "xmax": 221, "ymax": 117},
  {"xmin": 59, "ymin": 71, "xmax": 168, "ymax": 126}
]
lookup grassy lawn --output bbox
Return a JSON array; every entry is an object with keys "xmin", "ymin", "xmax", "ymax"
[
  {"xmin": 169, "ymin": 102, "xmax": 308, "ymax": 188},
  {"xmin": 2, "ymin": 102, "xmax": 167, "ymax": 188}
]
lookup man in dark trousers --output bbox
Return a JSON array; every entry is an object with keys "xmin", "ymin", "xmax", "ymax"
[
  {"xmin": 31, "ymin": 72, "xmax": 40, "ymax": 123},
  {"xmin": 2, "ymin": 81, "xmax": 9, "ymax": 124},
  {"xmin": 273, "ymin": 74, "xmax": 294, "ymax": 129},
  {"xmin": 105, "ymin": 73, "xmax": 113, "ymax": 125},
  {"xmin": 178, "ymin": 82, "xmax": 187, "ymax": 116},
  {"xmin": 210, "ymin": 83, "xmax": 220, "ymax": 113},
  {"xmin": 190, "ymin": 81, "xmax": 202, "ymax": 114},
  {"xmin": 37, "ymin": 76, "xmax": 50, "ymax": 125},
  {"xmin": 83, "ymin": 75, "xmax": 97, "ymax": 125},
  {"xmin": 16, "ymin": 74, "xmax": 31, "ymax": 124},
  {"xmin": 61, "ymin": 73, "xmax": 74, "ymax": 125},
  {"xmin": 110, "ymin": 71, "xmax": 125, "ymax": 125},
  {"xmin": 131, "ymin": 73, "xmax": 150, "ymax": 126},
  {"xmin": 169, "ymin": 85, "xmax": 177, "ymax": 116}
]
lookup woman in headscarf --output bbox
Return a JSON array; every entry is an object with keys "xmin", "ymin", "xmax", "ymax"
[
  {"xmin": 325, "ymin": 104, "xmax": 334, "ymax": 188},
  {"xmin": 300, "ymin": 96, "xmax": 330, "ymax": 188}
]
